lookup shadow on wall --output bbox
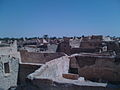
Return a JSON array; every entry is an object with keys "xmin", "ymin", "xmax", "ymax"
[
  {"xmin": 0, "ymin": 88, "xmax": 4, "ymax": 90},
  {"xmin": 106, "ymin": 83, "xmax": 120, "ymax": 88}
]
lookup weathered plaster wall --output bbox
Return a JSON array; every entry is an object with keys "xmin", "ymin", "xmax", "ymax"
[
  {"xmin": 0, "ymin": 41, "xmax": 20, "ymax": 90},
  {"xmin": 0, "ymin": 56, "xmax": 19, "ymax": 90},
  {"xmin": 28, "ymin": 56, "xmax": 70, "ymax": 79},
  {"xmin": 27, "ymin": 55, "xmax": 108, "ymax": 89},
  {"xmin": 0, "ymin": 41, "xmax": 18, "ymax": 55}
]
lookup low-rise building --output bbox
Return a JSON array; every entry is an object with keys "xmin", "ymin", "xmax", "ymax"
[{"xmin": 0, "ymin": 41, "xmax": 20, "ymax": 90}]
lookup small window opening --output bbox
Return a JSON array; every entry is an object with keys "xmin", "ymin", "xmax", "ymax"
[
  {"xmin": 69, "ymin": 68, "xmax": 78, "ymax": 74},
  {"xmin": 4, "ymin": 62, "xmax": 10, "ymax": 73}
]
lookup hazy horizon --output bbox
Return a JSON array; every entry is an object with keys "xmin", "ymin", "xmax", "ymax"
[{"xmin": 0, "ymin": 0, "xmax": 120, "ymax": 37}]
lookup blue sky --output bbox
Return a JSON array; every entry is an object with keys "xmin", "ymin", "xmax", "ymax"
[{"xmin": 0, "ymin": 0, "xmax": 120, "ymax": 37}]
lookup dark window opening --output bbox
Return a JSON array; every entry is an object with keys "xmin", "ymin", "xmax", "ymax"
[
  {"xmin": 4, "ymin": 62, "xmax": 10, "ymax": 73},
  {"xmin": 69, "ymin": 68, "xmax": 78, "ymax": 74}
]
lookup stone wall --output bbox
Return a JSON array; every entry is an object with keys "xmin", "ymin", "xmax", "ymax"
[
  {"xmin": 18, "ymin": 64, "xmax": 41, "ymax": 85},
  {"xmin": 70, "ymin": 54, "xmax": 120, "ymax": 83},
  {"xmin": 56, "ymin": 39, "xmax": 101, "ymax": 55},
  {"xmin": 56, "ymin": 41, "xmax": 71, "ymax": 55},
  {"xmin": 106, "ymin": 41, "xmax": 120, "ymax": 54},
  {"xmin": 20, "ymin": 50, "xmax": 65, "ymax": 64},
  {"xmin": 71, "ymin": 48, "xmax": 99, "ymax": 54}
]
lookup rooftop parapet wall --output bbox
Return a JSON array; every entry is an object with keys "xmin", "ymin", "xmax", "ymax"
[
  {"xmin": 20, "ymin": 50, "xmax": 65, "ymax": 64},
  {"xmin": 0, "ymin": 41, "xmax": 18, "ymax": 55},
  {"xmin": 69, "ymin": 53, "xmax": 120, "ymax": 83},
  {"xmin": 28, "ymin": 56, "xmax": 70, "ymax": 80},
  {"xmin": 0, "ymin": 41, "xmax": 21, "ymax": 60},
  {"xmin": 27, "ymin": 55, "xmax": 108, "ymax": 88}
]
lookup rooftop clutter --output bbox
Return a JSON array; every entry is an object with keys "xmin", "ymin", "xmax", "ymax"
[{"xmin": 0, "ymin": 35, "xmax": 120, "ymax": 90}]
